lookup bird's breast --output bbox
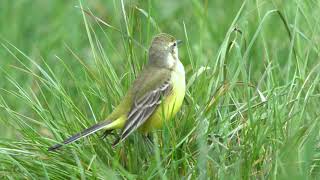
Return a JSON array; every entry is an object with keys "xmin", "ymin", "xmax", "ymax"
[
  {"xmin": 140, "ymin": 60, "xmax": 186, "ymax": 133},
  {"xmin": 165, "ymin": 60, "xmax": 186, "ymax": 118}
]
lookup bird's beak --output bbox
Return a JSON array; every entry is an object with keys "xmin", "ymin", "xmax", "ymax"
[{"xmin": 176, "ymin": 40, "xmax": 183, "ymax": 46}]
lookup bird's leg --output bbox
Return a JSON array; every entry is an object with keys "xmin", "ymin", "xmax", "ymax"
[
  {"xmin": 146, "ymin": 134, "xmax": 154, "ymax": 145},
  {"xmin": 143, "ymin": 134, "xmax": 155, "ymax": 154},
  {"xmin": 100, "ymin": 129, "xmax": 114, "ymax": 139}
]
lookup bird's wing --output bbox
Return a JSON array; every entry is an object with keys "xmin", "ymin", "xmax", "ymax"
[{"xmin": 113, "ymin": 67, "xmax": 172, "ymax": 146}]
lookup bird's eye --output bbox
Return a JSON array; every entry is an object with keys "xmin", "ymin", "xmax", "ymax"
[{"xmin": 173, "ymin": 42, "xmax": 177, "ymax": 47}]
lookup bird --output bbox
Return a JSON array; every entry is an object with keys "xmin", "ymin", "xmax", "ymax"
[{"xmin": 48, "ymin": 33, "xmax": 186, "ymax": 151}]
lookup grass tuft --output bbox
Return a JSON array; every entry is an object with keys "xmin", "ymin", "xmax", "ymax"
[{"xmin": 0, "ymin": 0, "xmax": 320, "ymax": 179}]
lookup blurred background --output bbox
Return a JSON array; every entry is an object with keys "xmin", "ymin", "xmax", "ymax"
[
  {"xmin": 0, "ymin": 0, "xmax": 249, "ymax": 138},
  {"xmin": 0, "ymin": 0, "xmax": 319, "ymax": 179},
  {"xmin": 0, "ymin": 0, "xmax": 295, "ymax": 136}
]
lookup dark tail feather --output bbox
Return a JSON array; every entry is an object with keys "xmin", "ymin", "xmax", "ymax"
[{"xmin": 48, "ymin": 120, "xmax": 112, "ymax": 151}]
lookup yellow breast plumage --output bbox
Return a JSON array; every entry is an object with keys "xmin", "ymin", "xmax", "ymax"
[{"xmin": 140, "ymin": 60, "xmax": 185, "ymax": 133}]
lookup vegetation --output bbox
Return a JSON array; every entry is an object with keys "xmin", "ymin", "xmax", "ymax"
[{"xmin": 0, "ymin": 0, "xmax": 319, "ymax": 179}]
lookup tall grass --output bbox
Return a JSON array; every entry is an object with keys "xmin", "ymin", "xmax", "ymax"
[{"xmin": 0, "ymin": 0, "xmax": 320, "ymax": 179}]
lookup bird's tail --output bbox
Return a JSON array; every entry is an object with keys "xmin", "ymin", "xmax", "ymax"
[{"xmin": 48, "ymin": 120, "xmax": 112, "ymax": 151}]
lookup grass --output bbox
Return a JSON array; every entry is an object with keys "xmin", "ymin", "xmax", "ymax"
[{"xmin": 0, "ymin": 0, "xmax": 320, "ymax": 179}]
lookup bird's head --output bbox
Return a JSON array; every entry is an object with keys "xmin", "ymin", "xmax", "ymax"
[{"xmin": 148, "ymin": 33, "xmax": 182, "ymax": 68}]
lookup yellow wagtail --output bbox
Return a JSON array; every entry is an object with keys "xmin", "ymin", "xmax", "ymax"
[{"xmin": 48, "ymin": 33, "xmax": 185, "ymax": 151}]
